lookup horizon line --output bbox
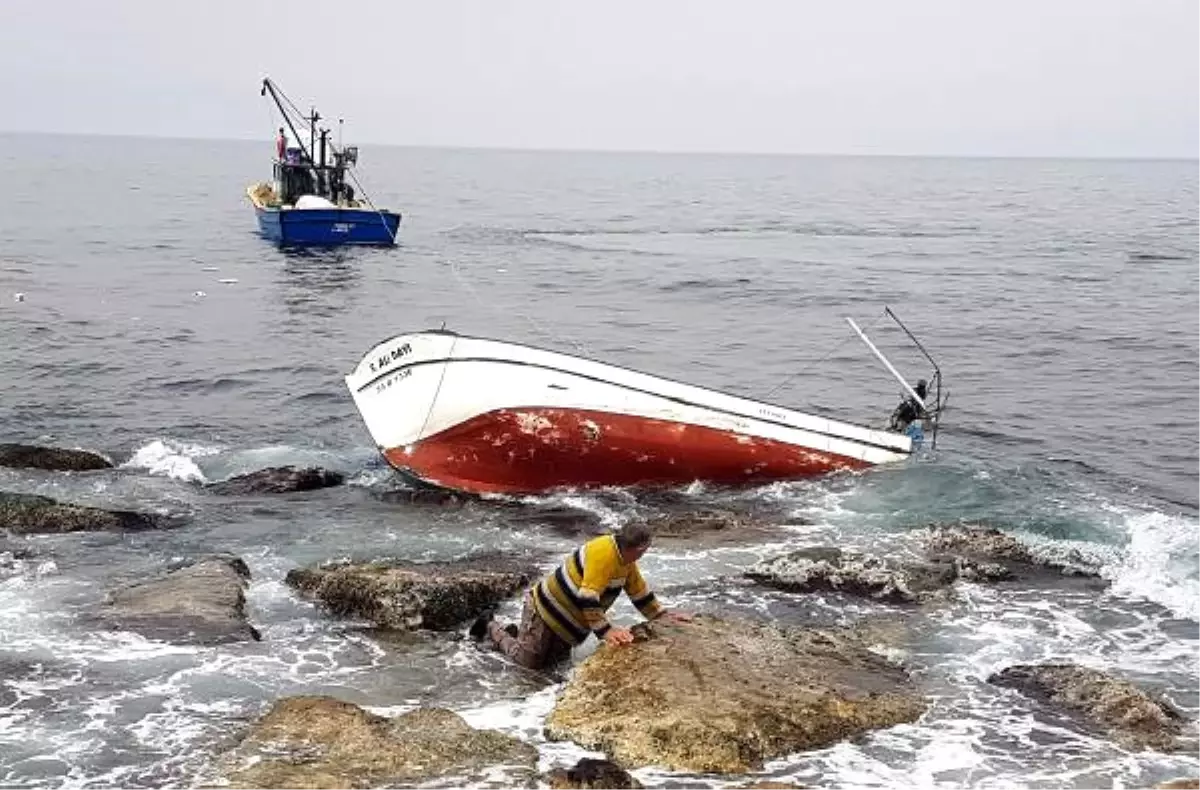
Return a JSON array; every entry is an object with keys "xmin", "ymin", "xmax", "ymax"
[{"xmin": 0, "ymin": 127, "xmax": 1196, "ymax": 163}]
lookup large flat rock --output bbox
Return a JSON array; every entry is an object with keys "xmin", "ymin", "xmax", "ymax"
[
  {"xmin": 286, "ymin": 554, "xmax": 537, "ymax": 631},
  {"xmin": 0, "ymin": 443, "xmax": 113, "ymax": 472},
  {"xmin": 0, "ymin": 492, "xmax": 166, "ymax": 534},
  {"xmin": 546, "ymin": 615, "xmax": 926, "ymax": 773},
  {"xmin": 215, "ymin": 696, "xmax": 538, "ymax": 788},
  {"xmin": 989, "ymin": 663, "xmax": 1192, "ymax": 752},
  {"xmin": 97, "ymin": 555, "xmax": 261, "ymax": 645}
]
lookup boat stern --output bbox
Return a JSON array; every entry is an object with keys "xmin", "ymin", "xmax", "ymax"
[{"xmin": 247, "ymin": 184, "xmax": 284, "ymax": 242}]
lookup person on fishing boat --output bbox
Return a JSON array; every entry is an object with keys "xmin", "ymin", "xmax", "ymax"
[
  {"xmin": 888, "ymin": 378, "xmax": 928, "ymax": 432},
  {"xmin": 470, "ymin": 522, "xmax": 692, "ymax": 670},
  {"xmin": 275, "ymin": 128, "xmax": 287, "ymax": 161}
]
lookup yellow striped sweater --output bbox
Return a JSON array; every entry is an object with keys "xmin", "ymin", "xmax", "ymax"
[{"xmin": 532, "ymin": 534, "xmax": 664, "ymax": 645}]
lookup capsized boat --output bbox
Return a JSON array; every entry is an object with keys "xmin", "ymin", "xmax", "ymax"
[
  {"xmin": 246, "ymin": 77, "xmax": 401, "ymax": 246},
  {"xmin": 345, "ymin": 313, "xmax": 944, "ymax": 495}
]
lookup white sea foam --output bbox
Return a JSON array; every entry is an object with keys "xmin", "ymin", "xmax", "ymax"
[
  {"xmin": 121, "ymin": 439, "xmax": 221, "ymax": 483},
  {"xmin": 455, "ymin": 686, "xmax": 569, "ymax": 754},
  {"xmin": 528, "ymin": 492, "xmax": 626, "ymax": 529},
  {"xmin": 346, "ymin": 466, "xmax": 395, "ymax": 488},
  {"xmin": 0, "ymin": 553, "xmax": 56, "ymax": 580},
  {"xmin": 1105, "ymin": 508, "xmax": 1199, "ymax": 622}
]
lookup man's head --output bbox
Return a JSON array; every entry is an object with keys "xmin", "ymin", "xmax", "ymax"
[
  {"xmin": 278, "ymin": 127, "xmax": 285, "ymax": 136},
  {"xmin": 614, "ymin": 523, "xmax": 652, "ymax": 563},
  {"xmin": 915, "ymin": 379, "xmax": 928, "ymax": 399}
]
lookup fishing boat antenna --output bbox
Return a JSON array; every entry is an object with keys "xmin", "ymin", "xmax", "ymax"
[
  {"xmin": 884, "ymin": 307, "xmax": 944, "ymax": 448},
  {"xmin": 308, "ymin": 105, "xmax": 318, "ymax": 163}
]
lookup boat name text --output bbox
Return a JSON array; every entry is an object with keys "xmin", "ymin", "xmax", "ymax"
[{"xmin": 369, "ymin": 342, "xmax": 412, "ymax": 373}]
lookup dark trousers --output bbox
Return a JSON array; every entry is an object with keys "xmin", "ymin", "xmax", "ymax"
[{"xmin": 487, "ymin": 592, "xmax": 573, "ymax": 669}]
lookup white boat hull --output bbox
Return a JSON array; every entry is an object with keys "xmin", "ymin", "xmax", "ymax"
[{"xmin": 344, "ymin": 331, "xmax": 912, "ymax": 495}]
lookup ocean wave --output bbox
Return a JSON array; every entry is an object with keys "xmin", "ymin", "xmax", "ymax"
[
  {"xmin": 1105, "ymin": 508, "xmax": 1200, "ymax": 621},
  {"xmin": 154, "ymin": 376, "xmax": 254, "ymax": 394},
  {"xmin": 1129, "ymin": 252, "xmax": 1192, "ymax": 262},
  {"xmin": 120, "ymin": 439, "xmax": 380, "ymax": 485},
  {"xmin": 121, "ymin": 439, "xmax": 220, "ymax": 483}
]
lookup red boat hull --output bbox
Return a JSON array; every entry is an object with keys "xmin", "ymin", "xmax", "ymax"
[{"xmin": 382, "ymin": 407, "xmax": 872, "ymax": 495}]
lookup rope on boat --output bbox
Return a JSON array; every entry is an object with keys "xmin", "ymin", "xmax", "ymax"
[
  {"xmin": 448, "ymin": 256, "xmax": 594, "ymax": 359},
  {"xmin": 265, "ymin": 98, "xmax": 280, "ymax": 145},
  {"xmin": 416, "ymin": 333, "xmax": 458, "ymax": 445},
  {"xmin": 341, "ymin": 167, "xmax": 399, "ymax": 244}
]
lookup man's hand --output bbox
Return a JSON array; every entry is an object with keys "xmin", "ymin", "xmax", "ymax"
[
  {"xmin": 660, "ymin": 610, "xmax": 694, "ymax": 624},
  {"xmin": 603, "ymin": 627, "xmax": 635, "ymax": 647}
]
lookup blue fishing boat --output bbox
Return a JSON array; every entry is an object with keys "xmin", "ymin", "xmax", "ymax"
[{"xmin": 247, "ymin": 78, "xmax": 401, "ymax": 246}]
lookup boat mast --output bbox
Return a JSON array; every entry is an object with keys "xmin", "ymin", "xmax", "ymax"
[
  {"xmin": 308, "ymin": 106, "xmax": 319, "ymax": 166},
  {"xmin": 845, "ymin": 317, "xmax": 927, "ymax": 411},
  {"xmin": 260, "ymin": 77, "xmax": 314, "ymax": 165}
]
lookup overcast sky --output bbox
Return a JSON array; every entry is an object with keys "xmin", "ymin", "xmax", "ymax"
[{"xmin": 0, "ymin": 0, "xmax": 1195, "ymax": 158}]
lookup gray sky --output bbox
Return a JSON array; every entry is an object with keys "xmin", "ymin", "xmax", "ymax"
[{"xmin": 0, "ymin": 0, "xmax": 1195, "ymax": 157}]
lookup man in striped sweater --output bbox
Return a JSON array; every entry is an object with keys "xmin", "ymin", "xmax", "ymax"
[{"xmin": 471, "ymin": 522, "xmax": 692, "ymax": 670}]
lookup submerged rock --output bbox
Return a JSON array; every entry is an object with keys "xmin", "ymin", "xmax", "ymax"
[
  {"xmin": 286, "ymin": 554, "xmax": 537, "ymax": 630},
  {"xmin": 205, "ymin": 466, "xmax": 344, "ymax": 495},
  {"xmin": 497, "ymin": 501, "xmax": 606, "ymax": 536},
  {"xmin": 746, "ymin": 525, "xmax": 1103, "ymax": 605},
  {"xmin": 97, "ymin": 554, "xmax": 260, "ymax": 645},
  {"xmin": 545, "ymin": 615, "xmax": 926, "ymax": 773},
  {"xmin": 744, "ymin": 547, "xmax": 1006, "ymax": 604},
  {"xmin": 545, "ymin": 758, "xmax": 642, "ymax": 789},
  {"xmin": 539, "ymin": 507, "xmax": 787, "ymax": 546},
  {"xmin": 0, "ymin": 492, "xmax": 165, "ymax": 534},
  {"xmin": 988, "ymin": 663, "xmax": 1190, "ymax": 752},
  {"xmin": 215, "ymin": 696, "xmax": 537, "ymax": 788},
  {"xmin": 922, "ymin": 524, "xmax": 1103, "ymax": 579},
  {"xmin": 638, "ymin": 509, "xmax": 788, "ymax": 547},
  {"xmin": 0, "ymin": 443, "xmax": 113, "ymax": 472},
  {"xmin": 375, "ymin": 487, "xmax": 468, "ymax": 506}
]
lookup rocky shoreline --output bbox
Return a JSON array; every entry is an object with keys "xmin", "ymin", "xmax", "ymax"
[{"xmin": 1, "ymin": 442, "xmax": 1194, "ymax": 788}]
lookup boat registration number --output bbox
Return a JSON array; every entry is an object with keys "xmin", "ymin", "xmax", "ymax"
[
  {"xmin": 375, "ymin": 368, "xmax": 412, "ymax": 393},
  {"xmin": 332, "ymin": 223, "xmax": 355, "ymax": 233}
]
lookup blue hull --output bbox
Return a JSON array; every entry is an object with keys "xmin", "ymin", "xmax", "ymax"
[{"xmin": 255, "ymin": 206, "xmax": 401, "ymax": 246}]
